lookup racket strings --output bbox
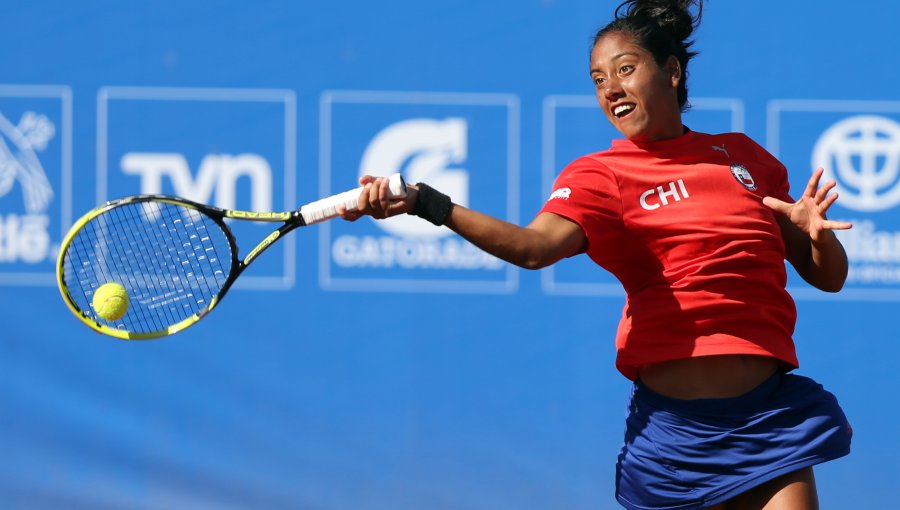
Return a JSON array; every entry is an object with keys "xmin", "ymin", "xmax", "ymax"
[
  {"xmin": 61, "ymin": 201, "xmax": 233, "ymax": 335},
  {"xmin": 160, "ymin": 206, "xmax": 222, "ymax": 314}
]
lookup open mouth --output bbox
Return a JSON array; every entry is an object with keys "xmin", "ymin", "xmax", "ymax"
[{"xmin": 613, "ymin": 103, "xmax": 636, "ymax": 118}]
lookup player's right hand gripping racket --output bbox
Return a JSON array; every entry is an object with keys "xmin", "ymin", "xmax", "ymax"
[{"xmin": 57, "ymin": 174, "xmax": 407, "ymax": 340}]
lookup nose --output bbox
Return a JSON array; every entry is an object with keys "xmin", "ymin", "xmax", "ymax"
[{"xmin": 603, "ymin": 77, "xmax": 625, "ymax": 102}]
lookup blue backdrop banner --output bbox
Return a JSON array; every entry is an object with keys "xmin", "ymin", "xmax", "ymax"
[{"xmin": 1, "ymin": 1, "xmax": 897, "ymax": 508}]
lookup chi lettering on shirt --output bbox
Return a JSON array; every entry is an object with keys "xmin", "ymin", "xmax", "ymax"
[{"xmin": 541, "ymin": 130, "xmax": 799, "ymax": 380}]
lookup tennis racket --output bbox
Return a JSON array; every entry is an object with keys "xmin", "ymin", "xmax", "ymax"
[{"xmin": 57, "ymin": 173, "xmax": 407, "ymax": 340}]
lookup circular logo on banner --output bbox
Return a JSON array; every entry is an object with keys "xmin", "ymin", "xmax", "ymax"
[{"xmin": 812, "ymin": 115, "xmax": 900, "ymax": 212}]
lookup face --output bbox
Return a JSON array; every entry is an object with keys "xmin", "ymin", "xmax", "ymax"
[{"xmin": 590, "ymin": 31, "xmax": 683, "ymax": 142}]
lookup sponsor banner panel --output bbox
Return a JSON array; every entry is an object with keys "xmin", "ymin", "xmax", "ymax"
[
  {"xmin": 769, "ymin": 100, "xmax": 900, "ymax": 300},
  {"xmin": 320, "ymin": 91, "xmax": 519, "ymax": 293},
  {"xmin": 0, "ymin": 85, "xmax": 71, "ymax": 285},
  {"xmin": 98, "ymin": 87, "xmax": 297, "ymax": 289}
]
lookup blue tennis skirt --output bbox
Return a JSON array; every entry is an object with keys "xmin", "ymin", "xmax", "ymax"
[{"xmin": 615, "ymin": 372, "xmax": 852, "ymax": 510}]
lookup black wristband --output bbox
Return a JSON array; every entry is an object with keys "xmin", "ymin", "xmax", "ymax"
[{"xmin": 411, "ymin": 183, "xmax": 453, "ymax": 226}]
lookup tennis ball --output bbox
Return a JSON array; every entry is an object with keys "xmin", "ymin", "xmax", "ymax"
[{"xmin": 92, "ymin": 282, "xmax": 129, "ymax": 321}]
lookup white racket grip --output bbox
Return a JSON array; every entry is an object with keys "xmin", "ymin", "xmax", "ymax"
[{"xmin": 299, "ymin": 173, "xmax": 408, "ymax": 225}]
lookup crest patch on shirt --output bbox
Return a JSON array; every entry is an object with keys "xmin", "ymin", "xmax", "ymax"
[{"xmin": 730, "ymin": 163, "xmax": 757, "ymax": 191}]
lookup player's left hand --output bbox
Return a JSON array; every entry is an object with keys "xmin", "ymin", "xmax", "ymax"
[{"xmin": 762, "ymin": 167, "xmax": 852, "ymax": 242}]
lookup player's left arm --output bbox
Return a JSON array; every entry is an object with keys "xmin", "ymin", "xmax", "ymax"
[{"xmin": 763, "ymin": 167, "xmax": 852, "ymax": 292}]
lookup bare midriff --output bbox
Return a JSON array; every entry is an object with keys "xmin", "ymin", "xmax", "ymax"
[{"xmin": 637, "ymin": 354, "xmax": 782, "ymax": 400}]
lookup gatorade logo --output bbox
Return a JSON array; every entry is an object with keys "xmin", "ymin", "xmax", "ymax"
[
  {"xmin": 359, "ymin": 118, "xmax": 468, "ymax": 239},
  {"xmin": 333, "ymin": 117, "xmax": 499, "ymax": 270},
  {"xmin": 321, "ymin": 91, "xmax": 518, "ymax": 292}
]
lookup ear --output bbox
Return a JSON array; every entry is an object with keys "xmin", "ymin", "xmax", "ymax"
[{"xmin": 666, "ymin": 56, "xmax": 682, "ymax": 89}]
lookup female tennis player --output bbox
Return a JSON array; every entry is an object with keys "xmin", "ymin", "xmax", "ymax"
[{"xmin": 345, "ymin": 1, "xmax": 852, "ymax": 508}]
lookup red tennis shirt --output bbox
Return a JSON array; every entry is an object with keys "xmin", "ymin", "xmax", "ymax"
[{"xmin": 540, "ymin": 130, "xmax": 799, "ymax": 380}]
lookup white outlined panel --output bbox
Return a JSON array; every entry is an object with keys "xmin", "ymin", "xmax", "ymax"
[
  {"xmin": 540, "ymin": 95, "xmax": 745, "ymax": 296},
  {"xmin": 320, "ymin": 90, "xmax": 520, "ymax": 293},
  {"xmin": 97, "ymin": 86, "xmax": 297, "ymax": 290},
  {"xmin": 768, "ymin": 99, "xmax": 900, "ymax": 301},
  {"xmin": 0, "ymin": 84, "xmax": 73, "ymax": 286}
]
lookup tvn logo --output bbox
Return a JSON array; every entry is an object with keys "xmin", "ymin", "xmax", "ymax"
[
  {"xmin": 769, "ymin": 100, "xmax": 900, "ymax": 300},
  {"xmin": 119, "ymin": 153, "xmax": 273, "ymax": 212},
  {"xmin": 0, "ymin": 85, "xmax": 72, "ymax": 286},
  {"xmin": 98, "ymin": 87, "xmax": 296, "ymax": 290},
  {"xmin": 320, "ymin": 91, "xmax": 520, "ymax": 293}
]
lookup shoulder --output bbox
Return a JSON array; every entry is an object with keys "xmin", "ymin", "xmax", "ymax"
[
  {"xmin": 562, "ymin": 151, "xmax": 617, "ymax": 174},
  {"xmin": 553, "ymin": 152, "xmax": 621, "ymax": 192},
  {"xmin": 700, "ymin": 131, "xmax": 783, "ymax": 164},
  {"xmin": 697, "ymin": 131, "xmax": 760, "ymax": 148},
  {"xmin": 707, "ymin": 131, "xmax": 770, "ymax": 153}
]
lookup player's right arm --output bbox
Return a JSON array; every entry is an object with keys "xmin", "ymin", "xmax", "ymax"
[
  {"xmin": 444, "ymin": 205, "xmax": 585, "ymax": 269},
  {"xmin": 345, "ymin": 175, "xmax": 586, "ymax": 270}
]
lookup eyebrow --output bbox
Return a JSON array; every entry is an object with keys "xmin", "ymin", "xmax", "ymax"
[
  {"xmin": 612, "ymin": 51, "xmax": 641, "ymax": 60},
  {"xmin": 590, "ymin": 51, "xmax": 641, "ymax": 74}
]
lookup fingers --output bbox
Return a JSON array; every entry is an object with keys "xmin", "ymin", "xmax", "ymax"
[
  {"xmin": 767, "ymin": 169, "xmax": 852, "ymax": 239},
  {"xmin": 803, "ymin": 167, "xmax": 825, "ymax": 198},
  {"xmin": 819, "ymin": 190, "xmax": 839, "ymax": 211},
  {"xmin": 806, "ymin": 167, "xmax": 840, "ymax": 203},
  {"xmin": 360, "ymin": 181, "xmax": 387, "ymax": 218},
  {"xmin": 814, "ymin": 179, "xmax": 837, "ymax": 203},
  {"xmin": 762, "ymin": 196, "xmax": 790, "ymax": 213},
  {"xmin": 801, "ymin": 195, "xmax": 853, "ymax": 237},
  {"xmin": 813, "ymin": 186, "xmax": 843, "ymax": 219},
  {"xmin": 355, "ymin": 177, "xmax": 404, "ymax": 219},
  {"xmin": 805, "ymin": 168, "xmax": 845, "ymax": 217},
  {"xmin": 822, "ymin": 219, "xmax": 853, "ymax": 231},
  {"xmin": 338, "ymin": 206, "xmax": 363, "ymax": 222}
]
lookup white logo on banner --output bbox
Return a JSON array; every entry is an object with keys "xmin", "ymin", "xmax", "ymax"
[
  {"xmin": 812, "ymin": 115, "xmax": 900, "ymax": 212},
  {"xmin": 359, "ymin": 117, "xmax": 468, "ymax": 238},
  {"xmin": 121, "ymin": 152, "xmax": 273, "ymax": 211},
  {"xmin": 0, "ymin": 112, "xmax": 55, "ymax": 263},
  {"xmin": 332, "ymin": 117, "xmax": 500, "ymax": 270},
  {"xmin": 812, "ymin": 114, "xmax": 900, "ymax": 286}
]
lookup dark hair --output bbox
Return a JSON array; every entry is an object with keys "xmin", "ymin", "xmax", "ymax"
[{"xmin": 593, "ymin": 0, "xmax": 703, "ymax": 110}]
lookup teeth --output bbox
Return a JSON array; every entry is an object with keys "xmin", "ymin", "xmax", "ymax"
[{"xmin": 614, "ymin": 104, "xmax": 634, "ymax": 116}]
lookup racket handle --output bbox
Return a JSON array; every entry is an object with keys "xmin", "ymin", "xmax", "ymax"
[{"xmin": 299, "ymin": 173, "xmax": 408, "ymax": 225}]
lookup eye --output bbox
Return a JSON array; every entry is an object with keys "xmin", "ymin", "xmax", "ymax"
[
  {"xmin": 619, "ymin": 64, "xmax": 634, "ymax": 75},
  {"xmin": 593, "ymin": 76, "xmax": 605, "ymax": 87}
]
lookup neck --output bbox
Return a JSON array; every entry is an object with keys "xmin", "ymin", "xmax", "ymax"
[{"xmin": 629, "ymin": 123, "xmax": 685, "ymax": 143}]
